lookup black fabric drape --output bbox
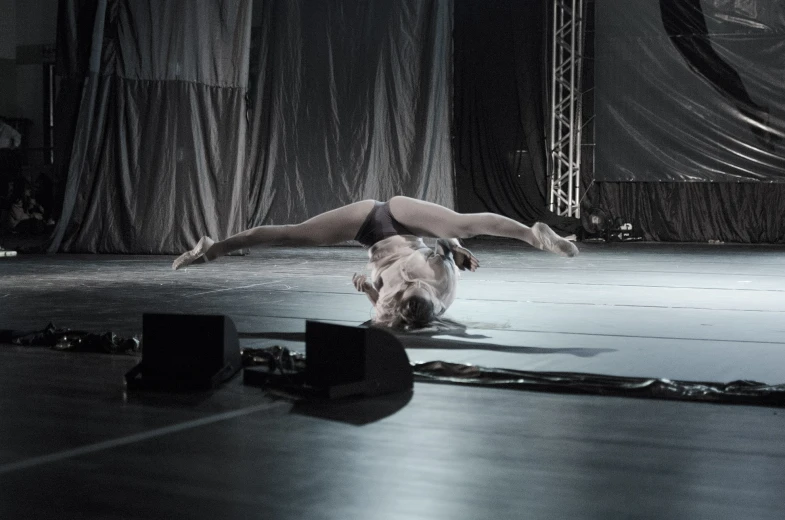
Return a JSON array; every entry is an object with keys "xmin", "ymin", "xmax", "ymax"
[
  {"xmin": 51, "ymin": 0, "xmax": 98, "ymax": 223},
  {"xmin": 591, "ymin": 182, "xmax": 785, "ymax": 243},
  {"xmin": 49, "ymin": 0, "xmax": 252, "ymax": 253},
  {"xmin": 246, "ymin": 0, "xmax": 454, "ymax": 227},
  {"xmin": 453, "ymin": 0, "xmax": 561, "ymax": 228}
]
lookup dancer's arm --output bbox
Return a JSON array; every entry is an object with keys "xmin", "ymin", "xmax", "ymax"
[{"xmin": 352, "ymin": 273, "xmax": 379, "ymax": 304}]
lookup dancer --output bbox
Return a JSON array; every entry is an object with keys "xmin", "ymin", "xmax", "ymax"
[
  {"xmin": 351, "ymin": 234, "xmax": 467, "ymax": 328},
  {"xmin": 173, "ymin": 196, "xmax": 578, "ymax": 328}
]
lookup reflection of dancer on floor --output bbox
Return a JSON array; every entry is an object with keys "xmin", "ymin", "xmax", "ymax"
[{"xmin": 173, "ymin": 196, "xmax": 578, "ymax": 328}]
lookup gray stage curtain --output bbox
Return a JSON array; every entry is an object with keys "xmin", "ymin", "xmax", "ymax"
[
  {"xmin": 247, "ymin": 0, "xmax": 454, "ymax": 227},
  {"xmin": 596, "ymin": 0, "xmax": 785, "ymax": 182},
  {"xmin": 49, "ymin": 0, "xmax": 252, "ymax": 253}
]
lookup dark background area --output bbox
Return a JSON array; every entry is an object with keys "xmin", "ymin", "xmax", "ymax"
[
  {"xmin": 586, "ymin": 0, "xmax": 785, "ymax": 242},
  {"xmin": 3, "ymin": 0, "xmax": 785, "ymax": 250},
  {"xmin": 3, "ymin": 5, "xmax": 785, "ymax": 517},
  {"xmin": 3, "ymin": 0, "xmax": 575, "ymax": 254},
  {"xmin": 596, "ymin": 0, "xmax": 785, "ymax": 183}
]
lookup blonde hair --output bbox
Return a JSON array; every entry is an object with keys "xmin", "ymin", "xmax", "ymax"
[{"xmin": 367, "ymin": 236, "xmax": 455, "ymax": 330}]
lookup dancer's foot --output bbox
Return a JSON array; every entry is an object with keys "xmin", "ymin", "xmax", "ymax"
[
  {"xmin": 531, "ymin": 222, "xmax": 579, "ymax": 257},
  {"xmin": 172, "ymin": 236, "xmax": 215, "ymax": 270}
]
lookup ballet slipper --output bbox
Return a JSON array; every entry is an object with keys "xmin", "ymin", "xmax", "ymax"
[
  {"xmin": 531, "ymin": 222, "xmax": 579, "ymax": 257},
  {"xmin": 172, "ymin": 236, "xmax": 215, "ymax": 270}
]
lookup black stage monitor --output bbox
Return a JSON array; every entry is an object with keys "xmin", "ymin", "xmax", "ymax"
[
  {"xmin": 125, "ymin": 313, "xmax": 242, "ymax": 391},
  {"xmin": 305, "ymin": 320, "xmax": 413, "ymax": 399}
]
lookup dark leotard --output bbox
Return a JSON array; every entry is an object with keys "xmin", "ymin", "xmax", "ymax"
[{"xmin": 354, "ymin": 201, "xmax": 415, "ymax": 247}]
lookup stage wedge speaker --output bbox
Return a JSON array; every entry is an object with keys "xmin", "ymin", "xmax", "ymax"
[
  {"xmin": 125, "ymin": 313, "xmax": 242, "ymax": 391},
  {"xmin": 305, "ymin": 320, "xmax": 413, "ymax": 399}
]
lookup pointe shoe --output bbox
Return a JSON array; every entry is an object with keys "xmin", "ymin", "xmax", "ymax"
[
  {"xmin": 532, "ymin": 222, "xmax": 579, "ymax": 257},
  {"xmin": 172, "ymin": 236, "xmax": 215, "ymax": 270}
]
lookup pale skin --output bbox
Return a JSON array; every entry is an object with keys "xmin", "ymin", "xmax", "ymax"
[
  {"xmin": 352, "ymin": 273, "xmax": 379, "ymax": 304},
  {"xmin": 172, "ymin": 196, "xmax": 578, "ymax": 306},
  {"xmin": 352, "ymin": 236, "xmax": 471, "ymax": 308}
]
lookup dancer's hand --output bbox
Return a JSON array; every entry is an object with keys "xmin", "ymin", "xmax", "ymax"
[
  {"xmin": 352, "ymin": 273, "xmax": 370, "ymax": 292},
  {"xmin": 452, "ymin": 245, "xmax": 479, "ymax": 272},
  {"xmin": 353, "ymin": 273, "xmax": 379, "ymax": 304}
]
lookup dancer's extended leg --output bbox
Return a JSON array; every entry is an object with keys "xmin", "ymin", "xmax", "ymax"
[
  {"xmin": 172, "ymin": 200, "xmax": 376, "ymax": 269},
  {"xmin": 388, "ymin": 196, "xmax": 578, "ymax": 257}
]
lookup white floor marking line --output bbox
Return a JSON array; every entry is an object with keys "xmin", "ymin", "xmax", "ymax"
[{"xmin": 0, "ymin": 401, "xmax": 281, "ymax": 475}]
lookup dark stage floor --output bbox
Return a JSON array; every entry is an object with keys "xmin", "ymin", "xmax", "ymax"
[{"xmin": 2, "ymin": 241, "xmax": 785, "ymax": 519}]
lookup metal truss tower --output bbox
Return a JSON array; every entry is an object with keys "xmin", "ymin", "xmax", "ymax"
[{"xmin": 549, "ymin": 0, "xmax": 586, "ymax": 218}]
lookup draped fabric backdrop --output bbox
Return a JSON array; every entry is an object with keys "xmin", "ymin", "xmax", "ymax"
[
  {"xmin": 51, "ymin": 0, "xmax": 98, "ymax": 228},
  {"xmin": 50, "ymin": 0, "xmax": 252, "ymax": 253},
  {"xmin": 593, "ymin": 181, "xmax": 785, "ymax": 242},
  {"xmin": 246, "ymin": 0, "xmax": 454, "ymax": 227},
  {"xmin": 596, "ymin": 0, "xmax": 785, "ymax": 182},
  {"xmin": 48, "ymin": 0, "xmax": 573, "ymax": 253},
  {"xmin": 452, "ymin": 0, "xmax": 578, "ymax": 233},
  {"xmin": 588, "ymin": 0, "xmax": 785, "ymax": 242}
]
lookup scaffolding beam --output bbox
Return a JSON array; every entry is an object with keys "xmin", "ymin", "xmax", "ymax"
[{"xmin": 549, "ymin": 0, "xmax": 586, "ymax": 218}]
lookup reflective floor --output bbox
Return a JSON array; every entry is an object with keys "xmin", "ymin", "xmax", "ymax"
[{"xmin": 2, "ymin": 241, "xmax": 785, "ymax": 519}]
